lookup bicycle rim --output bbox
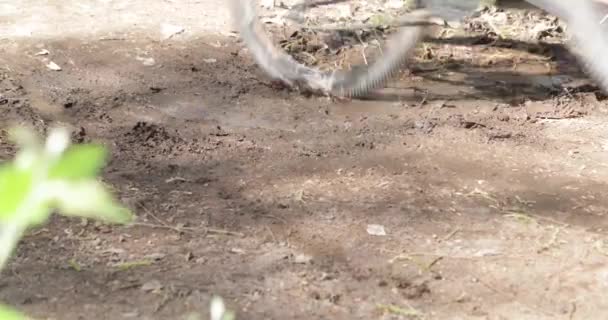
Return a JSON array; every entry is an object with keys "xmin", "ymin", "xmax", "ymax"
[
  {"xmin": 527, "ymin": 0, "xmax": 608, "ymax": 93},
  {"xmin": 227, "ymin": 0, "xmax": 429, "ymax": 97}
]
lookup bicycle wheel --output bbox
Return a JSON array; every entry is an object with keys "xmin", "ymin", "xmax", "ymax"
[
  {"xmin": 227, "ymin": 0, "xmax": 433, "ymax": 97},
  {"xmin": 526, "ymin": 0, "xmax": 608, "ymax": 93}
]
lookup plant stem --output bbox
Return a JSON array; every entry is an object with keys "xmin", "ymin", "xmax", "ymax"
[{"xmin": 0, "ymin": 223, "xmax": 25, "ymax": 272}]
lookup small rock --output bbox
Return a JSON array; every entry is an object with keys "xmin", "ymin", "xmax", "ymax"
[
  {"xmin": 185, "ymin": 251, "xmax": 194, "ymax": 261},
  {"xmin": 46, "ymin": 61, "xmax": 62, "ymax": 71},
  {"xmin": 366, "ymin": 224, "xmax": 386, "ymax": 236},
  {"xmin": 259, "ymin": 0, "xmax": 275, "ymax": 9},
  {"xmin": 103, "ymin": 247, "xmax": 126, "ymax": 255},
  {"xmin": 35, "ymin": 49, "xmax": 49, "ymax": 56},
  {"xmin": 122, "ymin": 311, "xmax": 140, "ymax": 318},
  {"xmin": 144, "ymin": 253, "xmax": 166, "ymax": 261},
  {"xmin": 230, "ymin": 248, "xmax": 245, "ymax": 254},
  {"xmin": 164, "ymin": 176, "xmax": 187, "ymax": 183},
  {"xmin": 141, "ymin": 280, "xmax": 163, "ymax": 292},
  {"xmin": 496, "ymin": 114, "xmax": 510, "ymax": 122},
  {"xmin": 386, "ymin": 0, "xmax": 404, "ymax": 9},
  {"xmin": 294, "ymin": 254, "xmax": 313, "ymax": 264},
  {"xmin": 160, "ymin": 23, "xmax": 185, "ymax": 40},
  {"xmin": 136, "ymin": 56, "xmax": 155, "ymax": 66}
]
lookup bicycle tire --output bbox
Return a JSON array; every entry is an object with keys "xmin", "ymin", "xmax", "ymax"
[
  {"xmin": 230, "ymin": 0, "xmax": 608, "ymax": 97},
  {"xmin": 526, "ymin": 0, "xmax": 608, "ymax": 93},
  {"xmin": 227, "ymin": 0, "xmax": 431, "ymax": 97}
]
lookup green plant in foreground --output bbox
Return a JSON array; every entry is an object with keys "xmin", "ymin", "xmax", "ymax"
[
  {"xmin": 0, "ymin": 126, "xmax": 235, "ymax": 320},
  {"xmin": 0, "ymin": 304, "xmax": 24, "ymax": 320},
  {"xmin": 0, "ymin": 126, "xmax": 133, "ymax": 320},
  {"xmin": 210, "ymin": 296, "xmax": 236, "ymax": 320},
  {"xmin": 0, "ymin": 126, "xmax": 133, "ymax": 270}
]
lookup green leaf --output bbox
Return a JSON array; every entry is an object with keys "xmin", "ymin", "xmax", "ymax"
[
  {"xmin": 0, "ymin": 304, "xmax": 26, "ymax": 320},
  {"xmin": 0, "ymin": 165, "xmax": 33, "ymax": 222},
  {"xmin": 45, "ymin": 181, "xmax": 133, "ymax": 224},
  {"xmin": 48, "ymin": 144, "xmax": 107, "ymax": 181},
  {"xmin": 222, "ymin": 311, "xmax": 236, "ymax": 320},
  {"xmin": 18, "ymin": 201, "xmax": 53, "ymax": 228}
]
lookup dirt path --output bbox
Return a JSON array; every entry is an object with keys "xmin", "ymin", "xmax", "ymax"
[{"xmin": 2, "ymin": 1, "xmax": 608, "ymax": 319}]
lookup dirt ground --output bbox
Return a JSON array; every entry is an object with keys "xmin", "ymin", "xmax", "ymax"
[{"xmin": 2, "ymin": 1, "xmax": 608, "ymax": 319}]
